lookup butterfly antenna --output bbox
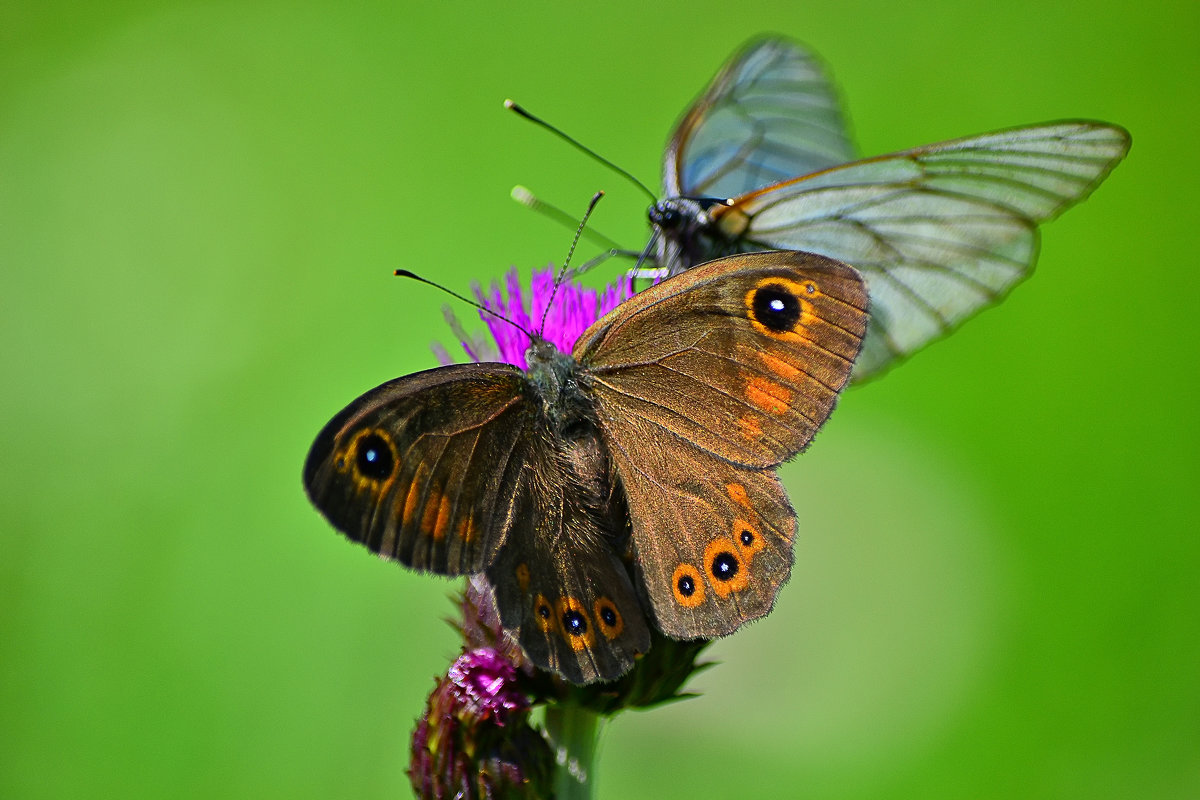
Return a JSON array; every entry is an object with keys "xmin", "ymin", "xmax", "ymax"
[
  {"xmin": 538, "ymin": 191, "xmax": 605, "ymax": 334},
  {"xmin": 394, "ymin": 269, "xmax": 534, "ymax": 341},
  {"xmin": 511, "ymin": 185, "xmax": 627, "ymax": 252},
  {"xmin": 505, "ymin": 100, "xmax": 658, "ymax": 203}
]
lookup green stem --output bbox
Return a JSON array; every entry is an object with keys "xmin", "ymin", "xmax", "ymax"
[{"xmin": 543, "ymin": 703, "xmax": 601, "ymax": 800}]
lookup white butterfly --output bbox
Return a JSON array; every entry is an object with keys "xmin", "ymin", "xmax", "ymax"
[{"xmin": 651, "ymin": 37, "xmax": 1131, "ymax": 381}]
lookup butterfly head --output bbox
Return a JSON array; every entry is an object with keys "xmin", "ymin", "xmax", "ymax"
[
  {"xmin": 648, "ymin": 197, "xmax": 702, "ymax": 232},
  {"xmin": 523, "ymin": 335, "xmax": 579, "ymax": 408}
]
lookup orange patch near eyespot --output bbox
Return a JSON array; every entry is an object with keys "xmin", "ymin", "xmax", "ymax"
[
  {"xmin": 745, "ymin": 377, "xmax": 791, "ymax": 415},
  {"xmin": 533, "ymin": 594, "xmax": 554, "ymax": 633},
  {"xmin": 420, "ymin": 482, "xmax": 442, "ymax": 536},
  {"xmin": 726, "ymin": 483, "xmax": 751, "ymax": 507},
  {"xmin": 555, "ymin": 597, "xmax": 596, "ymax": 651},
  {"xmin": 671, "ymin": 563, "xmax": 705, "ymax": 608},
  {"xmin": 456, "ymin": 516, "xmax": 477, "ymax": 543},
  {"xmin": 736, "ymin": 415, "xmax": 762, "ymax": 440},
  {"xmin": 593, "ymin": 597, "xmax": 624, "ymax": 640},
  {"xmin": 515, "ymin": 563, "xmax": 531, "ymax": 592},
  {"xmin": 733, "ymin": 518, "xmax": 765, "ymax": 557},
  {"xmin": 402, "ymin": 463, "xmax": 428, "ymax": 526},
  {"xmin": 704, "ymin": 537, "xmax": 749, "ymax": 597},
  {"xmin": 432, "ymin": 493, "xmax": 452, "ymax": 540},
  {"xmin": 757, "ymin": 350, "xmax": 801, "ymax": 382}
]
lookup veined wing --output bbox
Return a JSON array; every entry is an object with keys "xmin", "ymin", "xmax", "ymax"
[
  {"xmin": 709, "ymin": 121, "xmax": 1131, "ymax": 380},
  {"xmin": 666, "ymin": 36, "xmax": 855, "ymax": 201}
]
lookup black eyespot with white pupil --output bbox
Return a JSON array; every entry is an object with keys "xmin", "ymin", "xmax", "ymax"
[
  {"xmin": 752, "ymin": 284, "xmax": 801, "ymax": 333},
  {"xmin": 354, "ymin": 433, "xmax": 393, "ymax": 480},
  {"xmin": 711, "ymin": 551, "xmax": 740, "ymax": 581},
  {"xmin": 562, "ymin": 610, "xmax": 588, "ymax": 637},
  {"xmin": 537, "ymin": 602, "xmax": 551, "ymax": 619},
  {"xmin": 599, "ymin": 606, "xmax": 617, "ymax": 626},
  {"xmin": 739, "ymin": 528, "xmax": 754, "ymax": 546},
  {"xmin": 677, "ymin": 574, "xmax": 696, "ymax": 597}
]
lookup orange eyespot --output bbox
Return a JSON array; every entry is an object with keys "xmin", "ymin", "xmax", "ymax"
[
  {"xmin": 744, "ymin": 278, "xmax": 815, "ymax": 341},
  {"xmin": 704, "ymin": 537, "xmax": 749, "ymax": 597},
  {"xmin": 593, "ymin": 597, "xmax": 624, "ymax": 640},
  {"xmin": 555, "ymin": 597, "xmax": 595, "ymax": 650},
  {"xmin": 672, "ymin": 563, "xmax": 705, "ymax": 607},
  {"xmin": 733, "ymin": 518, "xmax": 764, "ymax": 556},
  {"xmin": 340, "ymin": 429, "xmax": 399, "ymax": 486},
  {"xmin": 726, "ymin": 483, "xmax": 751, "ymax": 507},
  {"xmin": 533, "ymin": 594, "xmax": 555, "ymax": 633},
  {"xmin": 515, "ymin": 563, "xmax": 531, "ymax": 592}
]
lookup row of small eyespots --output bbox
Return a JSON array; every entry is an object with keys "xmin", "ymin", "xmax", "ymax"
[
  {"xmin": 671, "ymin": 484, "xmax": 766, "ymax": 607},
  {"xmin": 530, "ymin": 587, "xmax": 625, "ymax": 650}
]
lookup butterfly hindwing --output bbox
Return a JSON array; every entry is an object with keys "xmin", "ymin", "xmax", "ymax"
[
  {"xmin": 303, "ymin": 364, "xmax": 535, "ymax": 575},
  {"xmin": 612, "ymin": 434, "xmax": 797, "ymax": 638},
  {"xmin": 486, "ymin": 429, "xmax": 651, "ymax": 684},
  {"xmin": 576, "ymin": 251, "xmax": 868, "ymax": 469}
]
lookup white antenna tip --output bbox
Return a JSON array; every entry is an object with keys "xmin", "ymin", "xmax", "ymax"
[
  {"xmin": 503, "ymin": 98, "xmax": 516, "ymax": 109},
  {"xmin": 511, "ymin": 185, "xmax": 535, "ymax": 206}
]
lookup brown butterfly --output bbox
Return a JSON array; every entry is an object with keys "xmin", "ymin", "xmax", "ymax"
[
  {"xmin": 303, "ymin": 250, "xmax": 868, "ymax": 684},
  {"xmin": 649, "ymin": 36, "xmax": 1130, "ymax": 381}
]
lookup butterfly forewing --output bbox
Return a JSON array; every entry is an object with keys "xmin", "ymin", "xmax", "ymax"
[
  {"xmin": 303, "ymin": 364, "xmax": 535, "ymax": 575},
  {"xmin": 575, "ymin": 251, "xmax": 868, "ymax": 469},
  {"xmin": 667, "ymin": 37, "xmax": 855, "ymax": 200}
]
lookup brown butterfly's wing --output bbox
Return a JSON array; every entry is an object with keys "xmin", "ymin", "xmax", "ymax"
[
  {"xmin": 665, "ymin": 36, "xmax": 855, "ymax": 200},
  {"xmin": 573, "ymin": 251, "xmax": 868, "ymax": 638},
  {"xmin": 575, "ymin": 251, "xmax": 868, "ymax": 469},
  {"xmin": 303, "ymin": 363, "xmax": 536, "ymax": 575},
  {"xmin": 486, "ymin": 429, "xmax": 651, "ymax": 684},
  {"xmin": 610, "ymin": 437, "xmax": 796, "ymax": 639}
]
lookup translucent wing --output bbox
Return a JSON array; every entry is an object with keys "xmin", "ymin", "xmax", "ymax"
[
  {"xmin": 708, "ymin": 121, "xmax": 1131, "ymax": 380},
  {"xmin": 665, "ymin": 36, "xmax": 855, "ymax": 201}
]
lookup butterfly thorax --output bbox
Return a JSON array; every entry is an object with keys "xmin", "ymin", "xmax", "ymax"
[
  {"xmin": 523, "ymin": 336, "xmax": 625, "ymax": 542},
  {"xmin": 649, "ymin": 196, "xmax": 736, "ymax": 275},
  {"xmin": 523, "ymin": 337, "xmax": 595, "ymax": 435}
]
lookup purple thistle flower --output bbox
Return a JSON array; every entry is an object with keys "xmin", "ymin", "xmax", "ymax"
[
  {"xmin": 414, "ymin": 262, "xmax": 708, "ymax": 799},
  {"xmin": 444, "ymin": 265, "xmax": 636, "ymax": 368},
  {"xmin": 446, "ymin": 649, "xmax": 528, "ymax": 724},
  {"xmin": 409, "ymin": 647, "xmax": 554, "ymax": 800}
]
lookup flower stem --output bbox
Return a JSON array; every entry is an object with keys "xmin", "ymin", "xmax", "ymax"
[{"xmin": 543, "ymin": 703, "xmax": 601, "ymax": 800}]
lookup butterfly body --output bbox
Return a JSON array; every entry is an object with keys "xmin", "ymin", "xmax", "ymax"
[
  {"xmin": 647, "ymin": 196, "xmax": 731, "ymax": 271},
  {"xmin": 305, "ymin": 251, "xmax": 869, "ymax": 683}
]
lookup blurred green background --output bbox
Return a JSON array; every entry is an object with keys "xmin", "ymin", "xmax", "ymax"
[{"xmin": 2, "ymin": 1, "xmax": 1196, "ymax": 798}]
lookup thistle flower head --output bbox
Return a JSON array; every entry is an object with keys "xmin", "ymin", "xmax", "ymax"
[
  {"xmin": 440, "ymin": 265, "xmax": 635, "ymax": 367},
  {"xmin": 409, "ymin": 647, "xmax": 553, "ymax": 800}
]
